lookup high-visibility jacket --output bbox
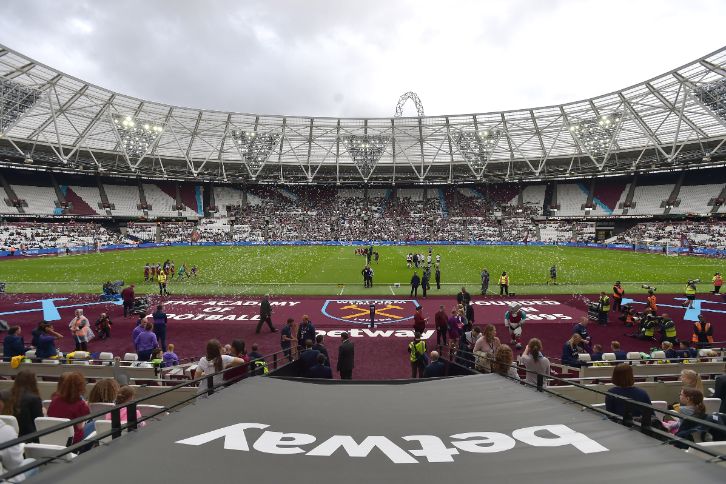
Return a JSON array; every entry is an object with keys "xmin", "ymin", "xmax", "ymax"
[
  {"xmin": 713, "ymin": 275, "xmax": 723, "ymax": 287},
  {"xmin": 661, "ymin": 319, "xmax": 677, "ymax": 339},
  {"xmin": 408, "ymin": 340, "xmax": 427, "ymax": 363},
  {"xmin": 598, "ymin": 295, "xmax": 610, "ymax": 313},
  {"xmin": 157, "ymin": 272, "xmax": 167, "ymax": 284},
  {"xmin": 499, "ymin": 275, "xmax": 509, "ymax": 285},
  {"xmin": 692, "ymin": 322, "xmax": 714, "ymax": 344},
  {"xmin": 640, "ymin": 317, "xmax": 656, "ymax": 338},
  {"xmin": 613, "ymin": 285, "xmax": 624, "ymax": 299},
  {"xmin": 685, "ymin": 284, "xmax": 696, "ymax": 296}
]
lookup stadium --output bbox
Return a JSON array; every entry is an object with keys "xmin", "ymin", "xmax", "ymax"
[{"xmin": 0, "ymin": 3, "xmax": 725, "ymax": 481}]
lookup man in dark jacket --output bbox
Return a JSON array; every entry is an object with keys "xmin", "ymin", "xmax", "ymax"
[
  {"xmin": 337, "ymin": 332, "xmax": 355, "ymax": 379},
  {"xmin": 256, "ymin": 294, "xmax": 277, "ymax": 334},
  {"xmin": 3, "ymin": 326, "xmax": 25, "ymax": 361},
  {"xmin": 435, "ymin": 266, "xmax": 441, "ymax": 290},
  {"xmin": 423, "ymin": 351, "xmax": 446, "ymax": 378},
  {"xmin": 410, "ymin": 272, "xmax": 421, "ymax": 297},
  {"xmin": 297, "ymin": 315, "xmax": 316, "ymax": 352},
  {"xmin": 121, "ymin": 284, "xmax": 135, "ymax": 317},
  {"xmin": 435, "ymin": 305, "xmax": 448, "ymax": 346},
  {"xmin": 421, "ymin": 271, "xmax": 430, "ymax": 299},
  {"xmin": 306, "ymin": 353, "xmax": 333, "ymax": 379},
  {"xmin": 299, "ymin": 340, "xmax": 320, "ymax": 375},
  {"xmin": 312, "ymin": 334, "xmax": 330, "ymax": 367}
]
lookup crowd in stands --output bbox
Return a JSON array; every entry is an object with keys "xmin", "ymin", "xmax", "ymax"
[
  {"xmin": 0, "ymin": 222, "xmax": 131, "ymax": 251},
  {"xmin": 615, "ymin": 220, "xmax": 726, "ymax": 249}
]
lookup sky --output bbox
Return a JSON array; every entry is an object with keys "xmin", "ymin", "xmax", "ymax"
[{"xmin": 1, "ymin": 0, "xmax": 725, "ymax": 118}]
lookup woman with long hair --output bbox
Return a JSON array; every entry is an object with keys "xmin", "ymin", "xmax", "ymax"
[
  {"xmin": 473, "ymin": 324, "xmax": 500, "ymax": 372},
  {"xmin": 194, "ymin": 339, "xmax": 245, "ymax": 394},
  {"xmin": 561, "ymin": 333, "xmax": 585, "ymax": 367},
  {"xmin": 664, "ymin": 387, "xmax": 708, "ymax": 443},
  {"xmin": 518, "ymin": 338, "xmax": 551, "ymax": 387},
  {"xmin": 88, "ymin": 379, "xmax": 120, "ymax": 405},
  {"xmin": 4, "ymin": 370, "xmax": 43, "ymax": 438},
  {"xmin": 491, "ymin": 344, "xmax": 519, "ymax": 379},
  {"xmin": 47, "ymin": 372, "xmax": 90, "ymax": 443}
]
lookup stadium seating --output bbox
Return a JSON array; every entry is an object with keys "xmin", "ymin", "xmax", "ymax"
[
  {"xmin": 11, "ymin": 185, "xmax": 58, "ymax": 215},
  {"xmin": 104, "ymin": 184, "xmax": 142, "ymax": 217}
]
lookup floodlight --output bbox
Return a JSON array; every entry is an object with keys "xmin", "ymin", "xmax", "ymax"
[
  {"xmin": 695, "ymin": 78, "xmax": 726, "ymax": 122},
  {"xmin": 230, "ymin": 129, "xmax": 281, "ymax": 172},
  {"xmin": 0, "ymin": 78, "xmax": 42, "ymax": 134},
  {"xmin": 112, "ymin": 114, "xmax": 163, "ymax": 159},
  {"xmin": 343, "ymin": 134, "xmax": 388, "ymax": 178},
  {"xmin": 568, "ymin": 113, "xmax": 622, "ymax": 157}
]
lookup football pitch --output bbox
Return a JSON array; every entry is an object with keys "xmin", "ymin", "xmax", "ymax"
[{"xmin": 1, "ymin": 245, "xmax": 723, "ymax": 296}]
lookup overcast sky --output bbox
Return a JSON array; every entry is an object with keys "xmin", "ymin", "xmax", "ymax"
[{"xmin": 1, "ymin": 0, "xmax": 724, "ymax": 118}]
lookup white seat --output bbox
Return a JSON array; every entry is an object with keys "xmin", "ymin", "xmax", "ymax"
[
  {"xmin": 34, "ymin": 417, "xmax": 74, "ymax": 447},
  {"xmin": 137, "ymin": 404, "xmax": 165, "ymax": 419},
  {"xmin": 651, "ymin": 351, "xmax": 666, "ymax": 360},
  {"xmin": 577, "ymin": 353, "xmax": 591, "ymax": 362},
  {"xmin": 0, "ymin": 415, "xmax": 19, "ymax": 434},
  {"xmin": 651, "ymin": 401, "xmax": 668, "ymax": 414},
  {"xmin": 89, "ymin": 402, "xmax": 116, "ymax": 415},
  {"xmin": 41, "ymin": 359, "xmax": 60, "ymax": 365},
  {"xmin": 23, "ymin": 443, "xmax": 76, "ymax": 462},
  {"xmin": 602, "ymin": 353, "xmax": 616, "ymax": 362},
  {"xmin": 24, "ymin": 350, "xmax": 36, "ymax": 359},
  {"xmin": 123, "ymin": 353, "xmax": 138, "ymax": 362},
  {"xmin": 591, "ymin": 403, "xmax": 606, "ymax": 409},
  {"xmin": 704, "ymin": 398, "xmax": 721, "ymax": 414},
  {"xmin": 697, "ymin": 349, "xmax": 712, "ymax": 357},
  {"xmin": 71, "ymin": 351, "xmax": 89, "ymax": 359},
  {"xmin": 626, "ymin": 352, "xmax": 642, "ymax": 361},
  {"xmin": 99, "ymin": 352, "xmax": 114, "ymax": 361},
  {"xmin": 93, "ymin": 419, "xmax": 114, "ymax": 444}
]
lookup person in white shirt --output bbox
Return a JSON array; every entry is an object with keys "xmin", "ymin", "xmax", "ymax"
[
  {"xmin": 0, "ymin": 400, "xmax": 37, "ymax": 481},
  {"xmin": 194, "ymin": 339, "xmax": 245, "ymax": 394}
]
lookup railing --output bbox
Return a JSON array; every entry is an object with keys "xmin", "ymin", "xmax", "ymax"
[
  {"xmin": 0, "ymin": 347, "xmax": 295, "ymax": 481},
  {"xmin": 438, "ymin": 345, "xmax": 726, "ymax": 463}
]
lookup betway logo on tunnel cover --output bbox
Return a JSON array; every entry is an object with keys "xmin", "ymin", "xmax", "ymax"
[
  {"xmin": 176, "ymin": 422, "xmax": 608, "ymax": 463},
  {"xmin": 321, "ymin": 299, "xmax": 419, "ymax": 325}
]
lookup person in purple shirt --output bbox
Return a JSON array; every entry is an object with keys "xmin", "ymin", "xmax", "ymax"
[
  {"xmin": 162, "ymin": 343, "xmax": 179, "ymax": 367},
  {"xmin": 131, "ymin": 317, "xmax": 146, "ymax": 351},
  {"xmin": 447, "ymin": 309, "xmax": 463, "ymax": 351},
  {"xmin": 152, "ymin": 305, "xmax": 168, "ymax": 351},
  {"xmin": 134, "ymin": 321, "xmax": 158, "ymax": 361}
]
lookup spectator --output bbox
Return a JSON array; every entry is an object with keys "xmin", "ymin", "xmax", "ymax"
[
  {"xmin": 610, "ymin": 341, "xmax": 627, "ymax": 361},
  {"xmin": 296, "ymin": 316, "xmax": 316, "ymax": 353},
  {"xmin": 85, "ymin": 378, "xmax": 120, "ymax": 436},
  {"xmin": 47, "ymin": 372, "xmax": 90, "ymax": 444},
  {"xmin": 423, "ymin": 351, "xmax": 446, "ymax": 378},
  {"xmin": 163, "ymin": 343, "xmax": 179, "ymax": 367},
  {"xmin": 247, "ymin": 344, "xmax": 266, "ymax": 376},
  {"xmin": 35, "ymin": 322, "xmax": 63, "ymax": 359},
  {"xmin": 110, "ymin": 385, "xmax": 144, "ymax": 426},
  {"xmin": 194, "ymin": 339, "xmax": 245, "ymax": 394},
  {"xmin": 131, "ymin": 316, "xmax": 146, "ymax": 350},
  {"xmin": 591, "ymin": 344, "xmax": 604, "ymax": 362},
  {"xmin": 305, "ymin": 353, "xmax": 333, "ymax": 379},
  {"xmin": 0, "ymin": 400, "xmax": 37, "ymax": 480},
  {"xmin": 299, "ymin": 340, "xmax": 320, "ymax": 374},
  {"xmin": 337, "ymin": 332, "xmax": 355, "ymax": 380},
  {"xmin": 473, "ymin": 324, "xmax": 500, "ymax": 373},
  {"xmin": 152, "ymin": 305, "xmax": 168, "ymax": 350},
  {"xmin": 134, "ymin": 321, "xmax": 158, "ymax": 361},
  {"xmin": 664, "ymin": 388, "xmax": 708, "ymax": 445},
  {"xmin": 121, "ymin": 284, "xmax": 135, "ymax": 317},
  {"xmin": 561, "ymin": 333, "xmax": 585, "ymax": 367},
  {"xmin": 3, "ymin": 326, "xmax": 25, "ymax": 361},
  {"xmin": 605, "ymin": 364, "xmax": 652, "ymax": 420},
  {"xmin": 2, "ymin": 370, "xmax": 43, "ymax": 439},
  {"xmin": 447, "ymin": 309, "xmax": 463, "ymax": 353},
  {"xmin": 223, "ymin": 340, "xmax": 248, "ymax": 383},
  {"xmin": 312, "ymin": 334, "xmax": 330, "ymax": 367},
  {"xmin": 713, "ymin": 365, "xmax": 725, "ymax": 415},
  {"xmin": 518, "ymin": 338, "xmax": 550, "ymax": 387},
  {"xmin": 492, "ymin": 344, "xmax": 519, "ymax": 379},
  {"xmin": 679, "ymin": 369, "xmax": 705, "ymax": 394},
  {"xmin": 572, "ymin": 316, "xmax": 592, "ymax": 349}
]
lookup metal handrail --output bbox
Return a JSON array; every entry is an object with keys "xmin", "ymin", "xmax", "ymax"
[
  {"xmin": 0, "ymin": 346, "xmax": 295, "ymax": 481},
  {"xmin": 440, "ymin": 345, "xmax": 726, "ymax": 460}
]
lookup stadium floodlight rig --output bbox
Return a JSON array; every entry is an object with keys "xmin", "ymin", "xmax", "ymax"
[
  {"xmin": 230, "ymin": 129, "xmax": 282, "ymax": 177},
  {"xmin": 695, "ymin": 78, "xmax": 726, "ymax": 122},
  {"xmin": 568, "ymin": 113, "xmax": 623, "ymax": 160},
  {"xmin": 0, "ymin": 78, "xmax": 42, "ymax": 135},
  {"xmin": 450, "ymin": 128, "xmax": 503, "ymax": 178},
  {"xmin": 343, "ymin": 134, "xmax": 389, "ymax": 179},
  {"xmin": 110, "ymin": 114, "xmax": 163, "ymax": 166}
]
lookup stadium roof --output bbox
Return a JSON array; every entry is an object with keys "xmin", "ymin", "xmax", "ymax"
[
  {"xmin": 1, "ymin": 43, "xmax": 726, "ymax": 184},
  {"xmin": 27, "ymin": 375, "xmax": 724, "ymax": 483}
]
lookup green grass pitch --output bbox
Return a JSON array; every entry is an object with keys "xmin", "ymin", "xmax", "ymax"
[{"xmin": 1, "ymin": 245, "xmax": 722, "ymax": 296}]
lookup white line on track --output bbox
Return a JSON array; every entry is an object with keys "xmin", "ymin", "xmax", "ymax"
[
  {"xmin": 389, "ymin": 285, "xmax": 396, "ymax": 295},
  {"xmin": 338, "ymin": 286, "xmax": 345, "ymax": 295}
]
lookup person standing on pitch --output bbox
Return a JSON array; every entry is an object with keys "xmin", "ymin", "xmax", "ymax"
[
  {"xmin": 435, "ymin": 264, "xmax": 441, "ymax": 290},
  {"xmin": 499, "ymin": 271, "xmax": 509, "ymax": 296},
  {"xmin": 548, "ymin": 265, "xmax": 557, "ymax": 285},
  {"xmin": 612, "ymin": 281, "xmax": 624, "ymax": 313},
  {"xmin": 421, "ymin": 270, "xmax": 430, "ymax": 299},
  {"xmin": 410, "ymin": 271, "xmax": 421, "ymax": 297},
  {"xmin": 157, "ymin": 269, "xmax": 168, "ymax": 296},
  {"xmin": 480, "ymin": 268, "xmax": 489, "ymax": 295},
  {"xmin": 337, "ymin": 332, "xmax": 354, "ymax": 379},
  {"xmin": 256, "ymin": 294, "xmax": 277, "ymax": 334}
]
